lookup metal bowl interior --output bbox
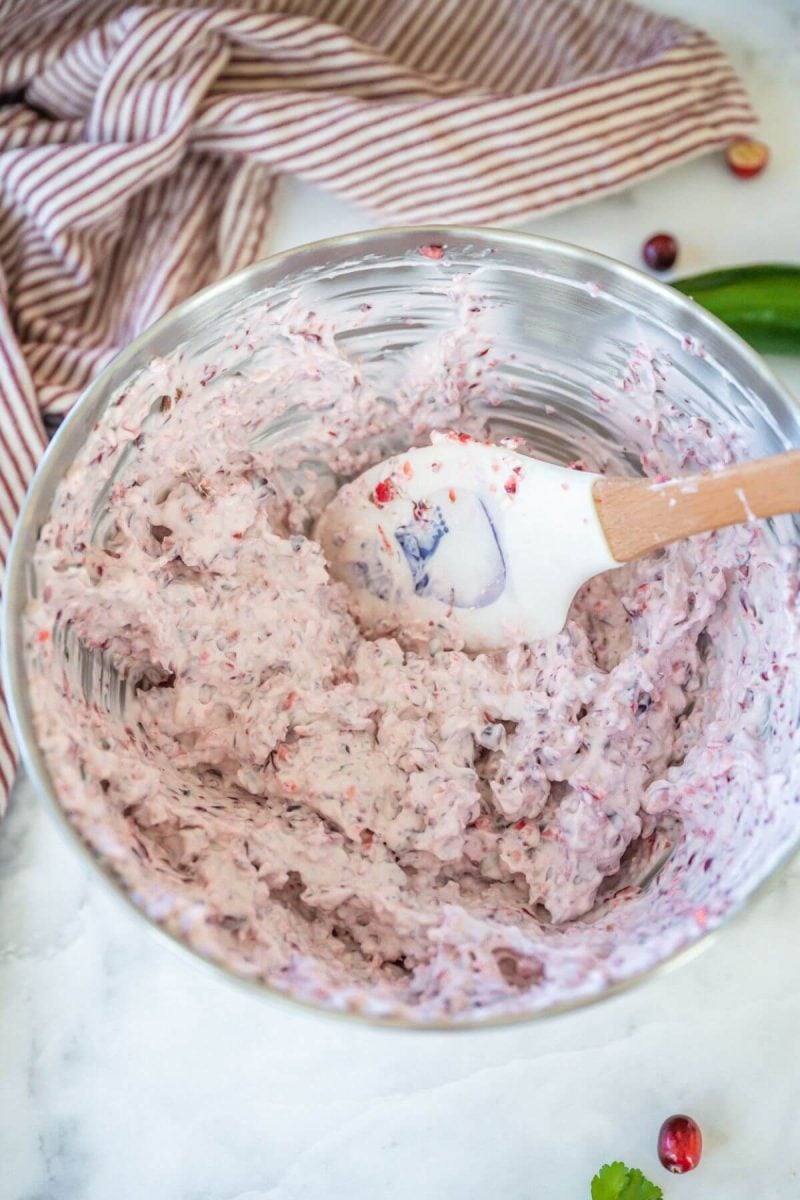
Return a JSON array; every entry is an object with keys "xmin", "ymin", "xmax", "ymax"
[{"xmin": 5, "ymin": 225, "xmax": 800, "ymax": 1030}]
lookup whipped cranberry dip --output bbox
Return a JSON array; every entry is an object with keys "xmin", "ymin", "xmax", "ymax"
[{"xmin": 24, "ymin": 279, "xmax": 800, "ymax": 1023}]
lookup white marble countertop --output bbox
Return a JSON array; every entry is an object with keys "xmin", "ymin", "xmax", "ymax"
[{"xmin": 2, "ymin": 2, "xmax": 800, "ymax": 1197}]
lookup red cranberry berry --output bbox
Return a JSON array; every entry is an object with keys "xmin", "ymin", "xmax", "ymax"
[
  {"xmin": 658, "ymin": 1114, "xmax": 703, "ymax": 1174},
  {"xmin": 726, "ymin": 138, "xmax": 769, "ymax": 179},
  {"xmin": 642, "ymin": 233, "xmax": 678, "ymax": 272},
  {"xmin": 372, "ymin": 478, "xmax": 396, "ymax": 506}
]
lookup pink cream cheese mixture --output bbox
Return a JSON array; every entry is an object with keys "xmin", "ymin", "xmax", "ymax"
[{"xmin": 25, "ymin": 287, "xmax": 800, "ymax": 1023}]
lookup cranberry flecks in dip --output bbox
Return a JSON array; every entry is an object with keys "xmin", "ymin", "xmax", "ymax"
[{"xmin": 25, "ymin": 289, "xmax": 800, "ymax": 1023}]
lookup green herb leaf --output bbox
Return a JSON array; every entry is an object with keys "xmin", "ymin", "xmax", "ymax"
[{"xmin": 590, "ymin": 1160, "xmax": 663, "ymax": 1200}]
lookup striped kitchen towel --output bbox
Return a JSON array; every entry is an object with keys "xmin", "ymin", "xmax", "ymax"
[{"xmin": 0, "ymin": 0, "xmax": 755, "ymax": 811}]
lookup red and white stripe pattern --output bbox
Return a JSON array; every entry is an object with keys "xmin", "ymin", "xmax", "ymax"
[{"xmin": 0, "ymin": 0, "xmax": 755, "ymax": 813}]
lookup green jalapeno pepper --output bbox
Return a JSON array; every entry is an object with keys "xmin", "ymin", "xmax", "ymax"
[{"xmin": 672, "ymin": 265, "xmax": 800, "ymax": 355}]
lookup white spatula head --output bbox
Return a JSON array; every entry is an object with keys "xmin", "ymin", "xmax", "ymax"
[{"xmin": 316, "ymin": 433, "xmax": 618, "ymax": 651}]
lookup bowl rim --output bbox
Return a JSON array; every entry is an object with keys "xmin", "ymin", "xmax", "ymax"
[{"xmin": 4, "ymin": 222, "xmax": 800, "ymax": 1032}]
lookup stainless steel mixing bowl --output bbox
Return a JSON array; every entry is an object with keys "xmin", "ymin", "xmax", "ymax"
[{"xmin": 4, "ymin": 226, "xmax": 800, "ymax": 1029}]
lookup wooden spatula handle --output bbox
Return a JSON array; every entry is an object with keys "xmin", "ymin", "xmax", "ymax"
[{"xmin": 593, "ymin": 449, "xmax": 800, "ymax": 563}]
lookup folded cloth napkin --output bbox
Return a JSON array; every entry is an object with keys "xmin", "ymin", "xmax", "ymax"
[{"xmin": 0, "ymin": 0, "xmax": 755, "ymax": 811}]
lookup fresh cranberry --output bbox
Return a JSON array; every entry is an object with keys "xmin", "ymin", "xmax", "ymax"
[
  {"xmin": 642, "ymin": 233, "xmax": 678, "ymax": 272},
  {"xmin": 372, "ymin": 478, "xmax": 396, "ymax": 506},
  {"xmin": 658, "ymin": 1114, "xmax": 703, "ymax": 1173},
  {"xmin": 726, "ymin": 138, "xmax": 769, "ymax": 179}
]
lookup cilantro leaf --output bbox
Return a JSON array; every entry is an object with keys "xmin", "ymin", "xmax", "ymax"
[
  {"xmin": 591, "ymin": 1163, "xmax": 629, "ymax": 1198},
  {"xmin": 590, "ymin": 1160, "xmax": 663, "ymax": 1200}
]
